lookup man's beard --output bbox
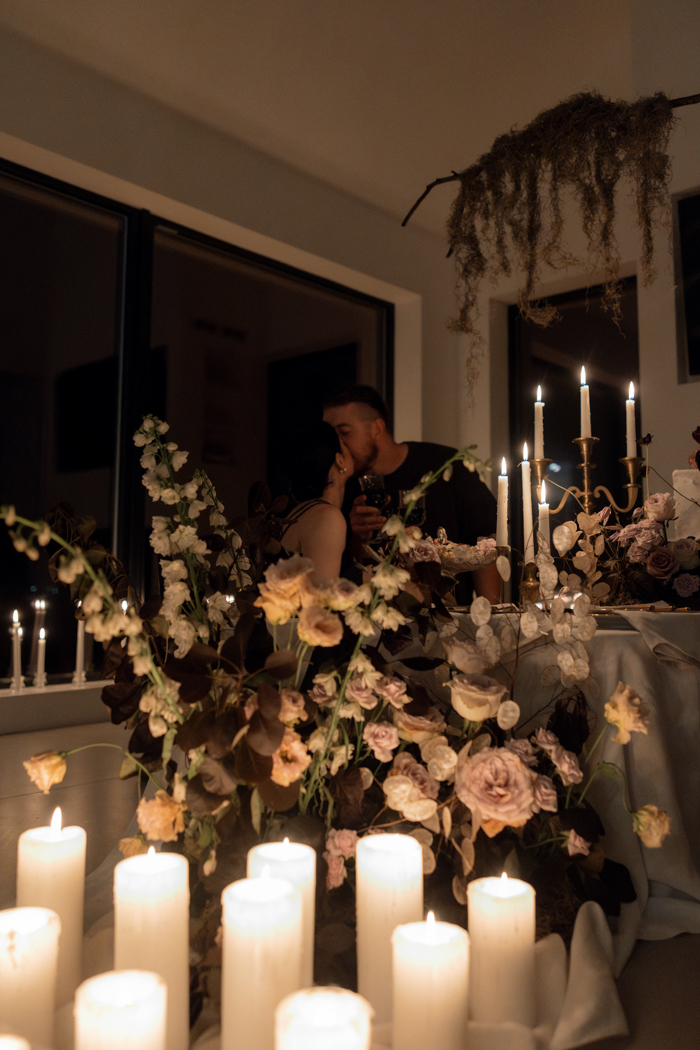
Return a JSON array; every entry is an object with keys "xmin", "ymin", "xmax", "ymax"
[{"xmin": 352, "ymin": 439, "xmax": 380, "ymax": 475}]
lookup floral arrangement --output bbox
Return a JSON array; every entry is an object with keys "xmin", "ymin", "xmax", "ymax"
[{"xmin": 2, "ymin": 414, "xmax": 672, "ymax": 1010}]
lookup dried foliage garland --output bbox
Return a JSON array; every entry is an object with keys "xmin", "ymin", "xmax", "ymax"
[{"xmin": 409, "ymin": 92, "xmax": 677, "ymax": 338}]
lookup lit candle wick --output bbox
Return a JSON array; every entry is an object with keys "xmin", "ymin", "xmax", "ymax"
[
  {"xmin": 540, "ymin": 481, "xmax": 547, "ymax": 505},
  {"xmin": 523, "ymin": 442, "xmax": 528, "ymax": 463},
  {"xmin": 426, "ymin": 910, "xmax": 436, "ymax": 927},
  {"xmin": 50, "ymin": 807, "xmax": 62, "ymax": 840},
  {"xmin": 629, "ymin": 381, "xmax": 634, "ymax": 401},
  {"xmin": 581, "ymin": 365, "xmax": 587, "ymax": 387},
  {"xmin": 12, "ymin": 609, "xmax": 18, "ymax": 624},
  {"xmin": 501, "ymin": 871, "xmax": 508, "ymax": 881},
  {"xmin": 501, "ymin": 457, "xmax": 507, "ymax": 477},
  {"xmin": 536, "ymin": 384, "xmax": 542, "ymax": 402}
]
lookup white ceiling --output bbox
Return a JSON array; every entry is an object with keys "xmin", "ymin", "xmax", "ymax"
[{"xmin": 0, "ymin": 0, "xmax": 635, "ymax": 235}]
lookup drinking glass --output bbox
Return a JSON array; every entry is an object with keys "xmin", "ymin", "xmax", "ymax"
[{"xmin": 399, "ymin": 489, "xmax": 426, "ymax": 528}]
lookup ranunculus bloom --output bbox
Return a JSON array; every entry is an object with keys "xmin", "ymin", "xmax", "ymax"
[
  {"xmin": 270, "ymin": 728, "xmax": 312, "ymax": 786},
  {"xmin": 645, "ymin": 547, "xmax": 679, "ymax": 580},
  {"xmin": 326, "ymin": 828, "xmax": 358, "ymax": 859},
  {"xmin": 363, "ymin": 721, "xmax": 400, "ymax": 762},
  {"xmin": 23, "ymin": 751, "xmax": 67, "ymax": 794},
  {"xmin": 455, "ymin": 748, "xmax": 537, "ymax": 827},
  {"xmin": 445, "ymin": 673, "xmax": 507, "ymax": 722},
  {"xmin": 278, "ymin": 689, "xmax": 308, "ymax": 725},
  {"xmin": 604, "ymin": 681, "xmax": 650, "ymax": 744},
  {"xmin": 673, "ymin": 573, "xmax": 700, "ymax": 599},
  {"xmin": 393, "ymin": 705, "xmax": 446, "ymax": 743},
  {"xmin": 137, "ymin": 790, "xmax": 187, "ymax": 842},
  {"xmin": 297, "ymin": 605, "xmax": 344, "ymax": 647},
  {"xmin": 632, "ymin": 804, "xmax": 672, "ymax": 848},
  {"xmin": 566, "ymin": 829, "xmax": 591, "ymax": 857},
  {"xmin": 644, "ymin": 492, "xmax": 676, "ymax": 522}
]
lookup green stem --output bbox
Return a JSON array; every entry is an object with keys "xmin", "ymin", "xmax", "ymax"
[{"xmin": 63, "ymin": 743, "xmax": 163, "ymax": 791}]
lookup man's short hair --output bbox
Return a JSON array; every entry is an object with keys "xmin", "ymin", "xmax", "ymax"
[{"xmin": 322, "ymin": 384, "xmax": 391, "ymax": 427}]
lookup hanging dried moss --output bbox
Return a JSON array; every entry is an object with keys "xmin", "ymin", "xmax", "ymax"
[{"xmin": 441, "ymin": 92, "xmax": 675, "ymax": 336}]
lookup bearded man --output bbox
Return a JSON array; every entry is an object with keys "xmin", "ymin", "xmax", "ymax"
[{"xmin": 323, "ymin": 385, "xmax": 499, "ymax": 602}]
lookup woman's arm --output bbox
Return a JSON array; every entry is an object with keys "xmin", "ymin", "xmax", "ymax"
[{"xmin": 298, "ymin": 504, "xmax": 348, "ymax": 578}]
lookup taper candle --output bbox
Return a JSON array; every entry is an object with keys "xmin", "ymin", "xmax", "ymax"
[
  {"xmin": 496, "ymin": 458, "xmax": 509, "ymax": 548},
  {"xmin": 247, "ymin": 838, "xmax": 316, "ymax": 987},
  {"xmin": 580, "ymin": 366, "xmax": 591, "ymax": 438},
  {"xmin": 34, "ymin": 626, "xmax": 46, "ymax": 688},
  {"xmin": 356, "ymin": 834, "xmax": 423, "ymax": 1024},
  {"xmin": 392, "ymin": 912, "xmax": 470, "ymax": 1050},
  {"xmin": 467, "ymin": 874, "xmax": 536, "ymax": 1026},
  {"xmin": 73, "ymin": 606, "xmax": 86, "ymax": 685},
  {"xmin": 114, "ymin": 849, "xmax": 189, "ymax": 1050},
  {"xmin": 538, "ymin": 481, "xmax": 550, "ymax": 550},
  {"xmin": 74, "ymin": 970, "xmax": 167, "ymax": 1050},
  {"xmin": 11, "ymin": 610, "xmax": 23, "ymax": 693},
  {"xmin": 626, "ymin": 382, "xmax": 636, "ymax": 458},
  {"xmin": 0, "ymin": 906, "xmax": 60, "ymax": 1046},
  {"xmin": 521, "ymin": 445, "xmax": 535, "ymax": 563},
  {"xmin": 534, "ymin": 386, "xmax": 544, "ymax": 460}
]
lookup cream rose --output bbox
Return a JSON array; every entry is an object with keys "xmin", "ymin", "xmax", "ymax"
[
  {"xmin": 442, "ymin": 638, "xmax": 491, "ymax": 675},
  {"xmin": 444, "ymin": 673, "xmax": 507, "ymax": 722},
  {"xmin": 604, "ymin": 681, "xmax": 650, "ymax": 745},
  {"xmin": 644, "ymin": 492, "xmax": 676, "ymax": 522},
  {"xmin": 393, "ymin": 705, "xmax": 446, "ymax": 743}
]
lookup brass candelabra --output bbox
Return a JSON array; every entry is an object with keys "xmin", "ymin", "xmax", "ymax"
[{"xmin": 530, "ymin": 437, "xmax": 643, "ymax": 516}]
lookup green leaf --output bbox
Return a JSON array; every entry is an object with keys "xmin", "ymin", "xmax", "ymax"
[
  {"xmin": 162, "ymin": 726, "xmax": 177, "ymax": 767},
  {"xmin": 119, "ymin": 753, "xmax": 139, "ymax": 779},
  {"xmin": 250, "ymin": 787, "xmax": 263, "ymax": 836}
]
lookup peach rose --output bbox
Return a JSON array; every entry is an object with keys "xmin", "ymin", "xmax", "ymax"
[
  {"xmin": 23, "ymin": 751, "xmax": 67, "ymax": 794},
  {"xmin": 278, "ymin": 689, "xmax": 308, "ymax": 725},
  {"xmin": 632, "ymin": 804, "xmax": 671, "ymax": 848},
  {"xmin": 604, "ymin": 681, "xmax": 650, "ymax": 745},
  {"xmin": 137, "ymin": 790, "xmax": 187, "ymax": 842},
  {"xmin": 297, "ymin": 605, "xmax": 344, "ymax": 647},
  {"xmin": 270, "ymin": 728, "xmax": 312, "ymax": 786}
]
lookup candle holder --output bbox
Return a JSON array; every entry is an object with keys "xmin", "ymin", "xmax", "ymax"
[
  {"xmin": 593, "ymin": 456, "xmax": 644, "ymax": 513},
  {"xmin": 519, "ymin": 561, "xmax": 540, "ymax": 604},
  {"xmin": 530, "ymin": 458, "xmax": 552, "ymax": 491},
  {"xmin": 547, "ymin": 439, "xmax": 643, "ymax": 517}
]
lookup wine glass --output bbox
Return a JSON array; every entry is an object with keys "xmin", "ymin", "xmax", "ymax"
[
  {"xmin": 399, "ymin": 489, "xmax": 426, "ymax": 528},
  {"xmin": 358, "ymin": 474, "xmax": 388, "ymax": 544}
]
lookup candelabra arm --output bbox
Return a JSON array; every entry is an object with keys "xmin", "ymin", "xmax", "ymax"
[
  {"xmin": 593, "ymin": 484, "xmax": 640, "ymax": 515},
  {"xmin": 548, "ymin": 486, "xmax": 585, "ymax": 516}
]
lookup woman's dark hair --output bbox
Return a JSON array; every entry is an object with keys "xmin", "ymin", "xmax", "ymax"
[{"xmin": 281, "ymin": 421, "xmax": 342, "ymax": 503}]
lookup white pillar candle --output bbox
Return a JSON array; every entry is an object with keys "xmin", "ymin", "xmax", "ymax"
[
  {"xmin": 16, "ymin": 807, "xmax": 86, "ymax": 1005},
  {"xmin": 247, "ymin": 839, "xmax": 316, "ymax": 987},
  {"xmin": 538, "ymin": 481, "xmax": 550, "ymax": 551},
  {"xmin": 0, "ymin": 1037, "xmax": 30, "ymax": 1049},
  {"xmin": 0, "ymin": 906, "xmax": 60, "ymax": 1046},
  {"xmin": 521, "ymin": 444, "xmax": 535, "ymax": 564},
  {"xmin": 114, "ymin": 849, "xmax": 189, "ymax": 1050},
  {"xmin": 275, "ymin": 987, "xmax": 373, "ymax": 1050},
  {"xmin": 626, "ymin": 381, "xmax": 637, "ymax": 458},
  {"xmin": 467, "ymin": 874, "xmax": 536, "ymax": 1026},
  {"xmin": 496, "ymin": 458, "xmax": 509, "ymax": 548},
  {"xmin": 356, "ymin": 834, "xmax": 423, "ymax": 1024},
  {"xmin": 221, "ymin": 876, "xmax": 303, "ymax": 1050},
  {"xmin": 73, "ymin": 613, "xmax": 86, "ymax": 685},
  {"xmin": 10, "ymin": 611, "xmax": 23, "ymax": 693},
  {"xmin": 392, "ymin": 912, "xmax": 469, "ymax": 1050},
  {"xmin": 534, "ymin": 387, "xmax": 545, "ymax": 460},
  {"xmin": 33, "ymin": 626, "xmax": 47, "ymax": 688},
  {"xmin": 579, "ymin": 366, "xmax": 591, "ymax": 438},
  {"xmin": 74, "ymin": 970, "xmax": 167, "ymax": 1050}
]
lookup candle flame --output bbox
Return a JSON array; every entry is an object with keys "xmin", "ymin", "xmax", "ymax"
[
  {"xmin": 523, "ymin": 442, "xmax": 529, "ymax": 462},
  {"xmin": 426, "ymin": 911, "xmax": 436, "ymax": 927},
  {"xmin": 39, "ymin": 627, "xmax": 45, "ymax": 640},
  {"xmin": 501, "ymin": 871, "xmax": 508, "ymax": 881},
  {"xmin": 12, "ymin": 609, "xmax": 18, "ymax": 624},
  {"xmin": 536, "ymin": 385, "xmax": 542, "ymax": 402},
  {"xmin": 540, "ymin": 481, "xmax": 547, "ymax": 504},
  {"xmin": 501, "ymin": 457, "xmax": 507, "ymax": 476},
  {"xmin": 148, "ymin": 846, "xmax": 156, "ymax": 857},
  {"xmin": 629, "ymin": 381, "xmax": 635, "ymax": 401},
  {"xmin": 121, "ymin": 599, "xmax": 128, "ymax": 612},
  {"xmin": 581, "ymin": 365, "xmax": 587, "ymax": 387},
  {"xmin": 50, "ymin": 807, "xmax": 62, "ymax": 839},
  {"xmin": 283, "ymin": 837, "xmax": 290, "ymax": 847}
]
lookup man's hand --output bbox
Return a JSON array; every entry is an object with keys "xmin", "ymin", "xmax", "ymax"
[{"xmin": 349, "ymin": 494, "xmax": 386, "ymax": 543}]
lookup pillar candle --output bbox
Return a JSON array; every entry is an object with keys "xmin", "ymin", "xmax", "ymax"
[
  {"xmin": 0, "ymin": 906, "xmax": 60, "ymax": 1046},
  {"xmin": 467, "ymin": 874, "xmax": 536, "ymax": 1026},
  {"xmin": 74, "ymin": 970, "xmax": 167, "ymax": 1050},
  {"xmin": 626, "ymin": 382, "xmax": 636, "ymax": 458},
  {"xmin": 392, "ymin": 913, "xmax": 469, "ymax": 1050},
  {"xmin": 16, "ymin": 807, "xmax": 86, "ymax": 1005},
  {"xmin": 275, "ymin": 987, "xmax": 373, "ymax": 1050},
  {"xmin": 534, "ymin": 387, "xmax": 544, "ymax": 460},
  {"xmin": 356, "ymin": 834, "xmax": 423, "ymax": 1024},
  {"xmin": 496, "ymin": 458, "xmax": 509, "ymax": 548},
  {"xmin": 114, "ymin": 850, "xmax": 189, "ymax": 1050},
  {"xmin": 34, "ymin": 626, "xmax": 47, "ymax": 688},
  {"xmin": 0, "ymin": 1037, "xmax": 30, "ymax": 1049},
  {"xmin": 247, "ymin": 839, "xmax": 316, "ymax": 987},
  {"xmin": 579, "ymin": 366, "xmax": 591, "ymax": 438},
  {"xmin": 11, "ymin": 611, "xmax": 23, "ymax": 693},
  {"xmin": 521, "ymin": 445, "xmax": 535, "ymax": 563},
  {"xmin": 222, "ymin": 876, "xmax": 303, "ymax": 1050},
  {"xmin": 73, "ymin": 612, "xmax": 86, "ymax": 685},
  {"xmin": 538, "ymin": 481, "xmax": 550, "ymax": 551}
]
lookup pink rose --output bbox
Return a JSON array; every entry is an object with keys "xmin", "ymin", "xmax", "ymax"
[
  {"xmin": 644, "ymin": 492, "xmax": 676, "ymax": 522},
  {"xmin": 505, "ymin": 737, "xmax": 538, "ymax": 767},
  {"xmin": 345, "ymin": 677, "xmax": 379, "ymax": 710},
  {"xmin": 326, "ymin": 828, "xmax": 358, "ymax": 859},
  {"xmin": 673, "ymin": 573, "xmax": 700, "ymax": 599},
  {"xmin": 363, "ymin": 722, "xmax": 400, "ymax": 762},
  {"xmin": 324, "ymin": 850, "xmax": 347, "ymax": 890},
  {"xmin": 534, "ymin": 727, "xmax": 560, "ymax": 753},
  {"xmin": 455, "ymin": 748, "xmax": 537, "ymax": 826},
  {"xmin": 550, "ymin": 745, "xmax": 584, "ymax": 786},
  {"xmin": 627, "ymin": 541, "xmax": 649, "ymax": 564},
  {"xmin": 391, "ymin": 753, "xmax": 439, "ymax": 799},
  {"xmin": 533, "ymin": 775, "xmax": 558, "ymax": 813},
  {"xmin": 410, "ymin": 540, "xmax": 441, "ymax": 563},
  {"xmin": 566, "ymin": 829, "xmax": 591, "ymax": 857},
  {"xmin": 374, "ymin": 675, "xmax": 409, "ymax": 708},
  {"xmin": 645, "ymin": 547, "xmax": 679, "ymax": 580}
]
